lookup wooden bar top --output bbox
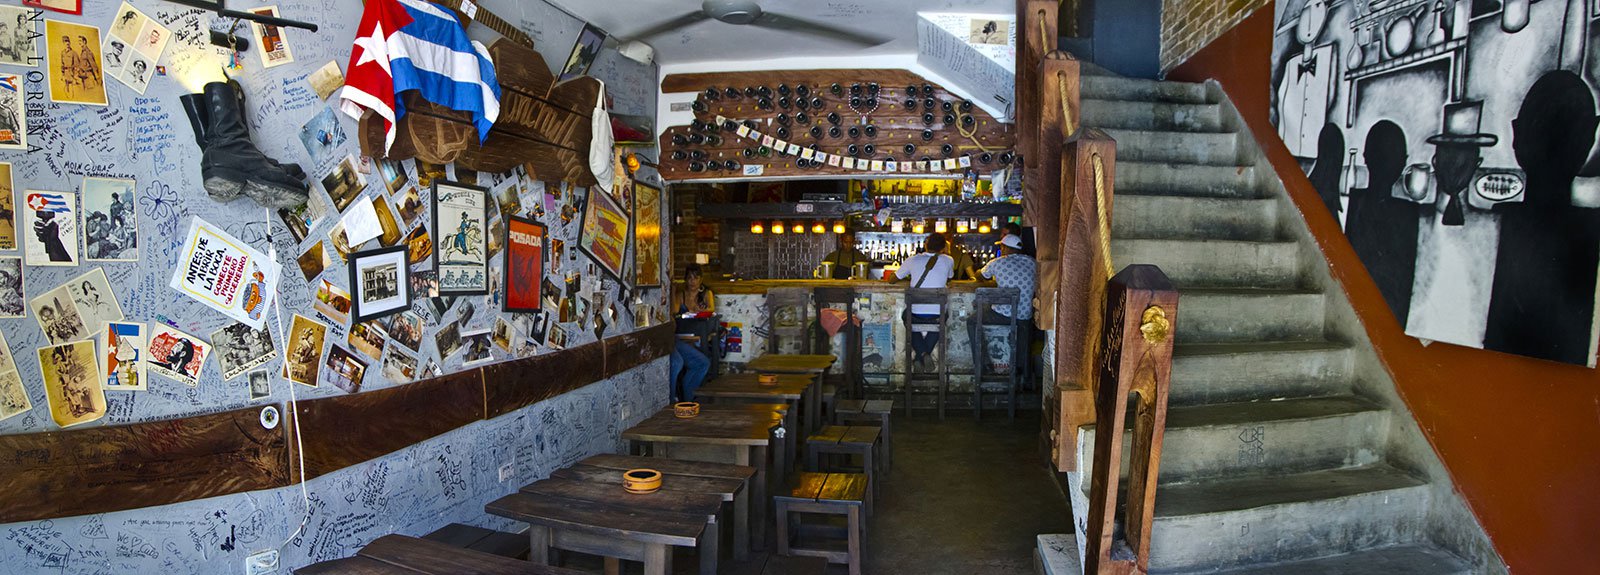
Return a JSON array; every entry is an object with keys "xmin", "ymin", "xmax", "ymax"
[{"xmin": 704, "ymin": 279, "xmax": 986, "ymax": 295}]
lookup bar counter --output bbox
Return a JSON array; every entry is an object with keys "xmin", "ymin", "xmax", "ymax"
[{"xmin": 700, "ymin": 279, "xmax": 1026, "ymax": 404}]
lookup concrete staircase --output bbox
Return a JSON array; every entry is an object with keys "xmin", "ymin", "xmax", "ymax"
[{"xmin": 1037, "ymin": 73, "xmax": 1504, "ymax": 574}]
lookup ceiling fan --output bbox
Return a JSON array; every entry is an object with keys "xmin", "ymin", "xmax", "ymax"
[{"xmin": 626, "ymin": 0, "xmax": 889, "ymax": 46}]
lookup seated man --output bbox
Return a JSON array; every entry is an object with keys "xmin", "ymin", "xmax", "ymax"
[
  {"xmin": 890, "ymin": 234, "xmax": 955, "ymax": 366},
  {"xmin": 980, "ymin": 234, "xmax": 1038, "ymax": 384}
]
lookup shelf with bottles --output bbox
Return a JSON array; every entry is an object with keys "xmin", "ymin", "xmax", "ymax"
[{"xmin": 856, "ymin": 176, "xmax": 1015, "ymax": 205}]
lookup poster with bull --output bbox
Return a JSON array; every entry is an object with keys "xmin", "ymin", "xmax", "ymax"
[{"xmin": 1272, "ymin": 0, "xmax": 1600, "ymax": 365}]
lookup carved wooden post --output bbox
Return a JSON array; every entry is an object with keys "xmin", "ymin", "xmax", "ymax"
[
  {"xmin": 1052, "ymin": 129, "xmax": 1114, "ymax": 471},
  {"xmin": 1019, "ymin": 0, "xmax": 1058, "ymax": 326},
  {"xmin": 1085, "ymin": 265, "xmax": 1177, "ymax": 575}
]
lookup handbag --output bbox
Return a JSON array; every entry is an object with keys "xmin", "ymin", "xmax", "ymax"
[{"xmin": 589, "ymin": 80, "xmax": 615, "ymax": 192}]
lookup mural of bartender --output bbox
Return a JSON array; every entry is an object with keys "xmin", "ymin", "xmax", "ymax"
[{"xmin": 819, "ymin": 230, "xmax": 870, "ymax": 279}]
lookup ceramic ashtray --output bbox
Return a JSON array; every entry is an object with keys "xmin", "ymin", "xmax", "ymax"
[
  {"xmin": 674, "ymin": 401, "xmax": 700, "ymax": 418},
  {"xmin": 757, "ymin": 373, "xmax": 779, "ymax": 386},
  {"xmin": 623, "ymin": 469, "xmax": 662, "ymax": 494}
]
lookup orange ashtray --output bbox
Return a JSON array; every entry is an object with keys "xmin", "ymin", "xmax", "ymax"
[
  {"xmin": 674, "ymin": 401, "xmax": 700, "ymax": 418},
  {"xmin": 623, "ymin": 469, "xmax": 662, "ymax": 494},
  {"xmin": 757, "ymin": 373, "xmax": 779, "ymax": 386}
]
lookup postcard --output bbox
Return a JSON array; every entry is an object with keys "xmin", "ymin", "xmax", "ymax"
[
  {"xmin": 147, "ymin": 324, "xmax": 210, "ymax": 386},
  {"xmin": 101, "ymin": 321, "xmax": 146, "ymax": 390},
  {"xmin": 38, "ymin": 339, "xmax": 104, "ymax": 427}
]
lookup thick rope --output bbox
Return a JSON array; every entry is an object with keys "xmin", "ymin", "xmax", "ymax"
[
  {"xmin": 1092, "ymin": 151, "xmax": 1113, "ymax": 276},
  {"xmin": 1058, "ymin": 72, "xmax": 1077, "ymax": 138}
]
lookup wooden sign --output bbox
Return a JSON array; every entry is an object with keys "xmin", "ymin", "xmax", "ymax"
[
  {"xmin": 359, "ymin": 40, "xmax": 600, "ymax": 186},
  {"xmin": 0, "ymin": 407, "xmax": 288, "ymax": 523}
]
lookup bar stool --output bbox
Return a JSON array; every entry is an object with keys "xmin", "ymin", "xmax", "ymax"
[
  {"xmin": 970, "ymin": 287, "xmax": 1022, "ymax": 421},
  {"xmin": 766, "ymin": 287, "xmax": 813, "ymax": 354},
  {"xmin": 902, "ymin": 288, "xmax": 950, "ymax": 420},
  {"xmin": 813, "ymin": 287, "xmax": 858, "ymax": 408}
]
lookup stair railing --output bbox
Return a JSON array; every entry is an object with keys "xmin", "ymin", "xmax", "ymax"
[{"xmin": 1083, "ymin": 265, "xmax": 1178, "ymax": 575}]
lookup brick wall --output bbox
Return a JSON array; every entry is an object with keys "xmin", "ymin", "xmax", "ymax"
[{"xmin": 1160, "ymin": 0, "xmax": 1271, "ymax": 72}]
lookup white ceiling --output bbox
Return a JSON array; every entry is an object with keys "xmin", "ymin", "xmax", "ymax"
[{"xmin": 544, "ymin": 0, "xmax": 1015, "ymax": 65}]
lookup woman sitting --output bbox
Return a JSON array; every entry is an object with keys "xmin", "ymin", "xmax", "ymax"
[{"xmin": 670, "ymin": 264, "xmax": 715, "ymax": 401}]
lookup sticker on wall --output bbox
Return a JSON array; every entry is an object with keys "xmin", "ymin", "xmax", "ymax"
[
  {"xmin": 100, "ymin": 321, "xmax": 146, "ymax": 390},
  {"xmin": 249, "ymin": 6, "xmax": 294, "ymax": 68},
  {"xmin": 170, "ymin": 217, "xmax": 281, "ymax": 330},
  {"xmin": 387, "ymin": 310, "xmax": 423, "ymax": 352},
  {"xmin": 379, "ymin": 344, "xmax": 417, "ymax": 382},
  {"xmin": 147, "ymin": 324, "xmax": 211, "ymax": 387},
  {"xmin": 307, "ymin": 60, "xmax": 343, "ymax": 100},
  {"xmin": 44, "ymin": 20, "xmax": 105, "ymax": 105},
  {"xmin": 38, "ymin": 339, "xmax": 103, "ymax": 427},
  {"xmin": 211, "ymin": 321, "xmax": 276, "ymax": 381},
  {"xmin": 80, "ymin": 176, "xmax": 138, "ymax": 261},
  {"xmin": 0, "ymin": 76, "xmax": 25, "ymax": 150},
  {"xmin": 22, "ymin": 190, "xmax": 78, "ymax": 266},
  {"xmin": 284, "ymin": 313, "xmax": 328, "ymax": 387},
  {"xmin": 312, "ymin": 278, "xmax": 351, "ymax": 325},
  {"xmin": 297, "ymin": 240, "xmax": 332, "ymax": 282}
]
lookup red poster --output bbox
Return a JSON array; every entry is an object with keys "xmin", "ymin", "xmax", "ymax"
[{"xmin": 504, "ymin": 216, "xmax": 545, "ymax": 313}]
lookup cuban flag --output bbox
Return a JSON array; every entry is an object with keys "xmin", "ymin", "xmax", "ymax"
[
  {"xmin": 26, "ymin": 193, "xmax": 71, "ymax": 213},
  {"xmin": 340, "ymin": 0, "xmax": 501, "ymax": 153}
]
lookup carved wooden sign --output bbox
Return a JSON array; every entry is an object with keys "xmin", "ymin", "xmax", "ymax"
[
  {"xmin": 358, "ymin": 40, "xmax": 600, "ymax": 186},
  {"xmin": 0, "ymin": 407, "xmax": 288, "ymax": 523}
]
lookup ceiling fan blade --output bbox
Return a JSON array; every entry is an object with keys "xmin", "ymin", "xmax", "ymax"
[
  {"xmin": 751, "ymin": 12, "xmax": 890, "ymax": 46},
  {"xmin": 628, "ymin": 11, "xmax": 711, "ymax": 41}
]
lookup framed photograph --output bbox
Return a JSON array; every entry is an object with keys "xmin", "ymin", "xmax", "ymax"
[
  {"xmin": 80, "ymin": 177, "xmax": 138, "ymax": 261},
  {"xmin": 432, "ymin": 180, "xmax": 489, "ymax": 295},
  {"xmin": 24, "ymin": 0, "xmax": 80, "ymax": 16},
  {"xmin": 348, "ymin": 244, "xmax": 410, "ymax": 323},
  {"xmin": 633, "ymin": 180, "xmax": 663, "ymax": 288},
  {"xmin": 45, "ymin": 20, "xmax": 104, "ymax": 105},
  {"xmin": 504, "ymin": 215, "xmax": 545, "ymax": 312},
  {"xmin": 578, "ymin": 184, "xmax": 630, "ymax": 282},
  {"xmin": 558, "ymin": 23, "xmax": 606, "ymax": 81}
]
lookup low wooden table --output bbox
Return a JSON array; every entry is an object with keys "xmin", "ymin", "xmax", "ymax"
[
  {"xmin": 486, "ymin": 476, "xmax": 719, "ymax": 575},
  {"xmin": 573, "ymin": 453, "xmax": 758, "ymax": 561},
  {"xmin": 295, "ymin": 534, "xmax": 582, "ymax": 575},
  {"xmin": 623, "ymin": 404, "xmax": 785, "ymax": 548},
  {"xmin": 746, "ymin": 354, "xmax": 836, "ymax": 435},
  {"xmin": 696, "ymin": 373, "xmax": 815, "ymax": 474}
]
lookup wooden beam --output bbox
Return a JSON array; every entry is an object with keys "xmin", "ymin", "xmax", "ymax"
[
  {"xmin": 605, "ymin": 323, "xmax": 675, "ymax": 379},
  {"xmin": 1053, "ymin": 128, "xmax": 1115, "ymax": 471},
  {"xmin": 290, "ymin": 369, "xmax": 486, "ymax": 479},
  {"xmin": 483, "ymin": 340, "xmax": 606, "ymax": 419}
]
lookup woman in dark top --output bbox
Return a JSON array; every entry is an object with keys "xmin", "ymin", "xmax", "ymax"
[{"xmin": 669, "ymin": 264, "xmax": 713, "ymax": 400}]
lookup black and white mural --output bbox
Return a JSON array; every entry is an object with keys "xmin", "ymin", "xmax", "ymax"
[{"xmin": 1272, "ymin": 0, "xmax": 1600, "ymax": 366}]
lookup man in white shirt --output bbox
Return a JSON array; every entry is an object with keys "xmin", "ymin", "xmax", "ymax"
[{"xmin": 893, "ymin": 234, "xmax": 955, "ymax": 365}]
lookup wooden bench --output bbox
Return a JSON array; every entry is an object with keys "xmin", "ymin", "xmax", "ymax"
[
  {"xmin": 295, "ymin": 534, "xmax": 582, "ymax": 574},
  {"xmin": 832, "ymin": 399, "xmax": 893, "ymax": 469},
  {"xmin": 774, "ymin": 472, "xmax": 869, "ymax": 575},
  {"xmin": 423, "ymin": 523, "xmax": 530, "ymax": 560},
  {"xmin": 804, "ymin": 425, "xmax": 882, "ymax": 505}
]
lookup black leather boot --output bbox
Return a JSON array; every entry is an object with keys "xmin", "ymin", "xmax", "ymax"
[{"xmin": 201, "ymin": 81, "xmax": 309, "ymax": 208}]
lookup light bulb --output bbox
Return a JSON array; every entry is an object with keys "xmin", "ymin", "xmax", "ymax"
[
  {"xmin": 934, "ymin": 219, "xmax": 948, "ymax": 233},
  {"xmin": 772, "ymin": 221, "xmax": 785, "ymax": 234},
  {"xmin": 792, "ymin": 222, "xmax": 805, "ymax": 234},
  {"xmin": 751, "ymin": 221, "xmax": 764, "ymax": 234},
  {"xmin": 812, "ymin": 222, "xmax": 825, "ymax": 233},
  {"xmin": 978, "ymin": 223, "xmax": 991, "ymax": 233},
  {"xmin": 956, "ymin": 220, "xmax": 969, "ymax": 233},
  {"xmin": 832, "ymin": 221, "xmax": 845, "ymax": 234}
]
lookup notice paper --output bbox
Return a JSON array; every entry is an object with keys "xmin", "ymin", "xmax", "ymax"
[
  {"xmin": 170, "ymin": 217, "xmax": 282, "ymax": 330},
  {"xmin": 341, "ymin": 196, "xmax": 383, "ymax": 246}
]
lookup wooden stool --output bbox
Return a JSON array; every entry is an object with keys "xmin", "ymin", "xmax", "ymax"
[
  {"xmin": 805, "ymin": 425, "xmax": 882, "ymax": 504},
  {"xmin": 821, "ymin": 383, "xmax": 839, "ymax": 422},
  {"xmin": 775, "ymin": 472, "xmax": 870, "ymax": 575},
  {"xmin": 832, "ymin": 399, "xmax": 893, "ymax": 470},
  {"xmin": 421, "ymin": 523, "xmax": 530, "ymax": 559}
]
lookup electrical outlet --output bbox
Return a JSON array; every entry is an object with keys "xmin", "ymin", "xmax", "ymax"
[
  {"xmin": 245, "ymin": 549, "xmax": 279, "ymax": 575},
  {"xmin": 498, "ymin": 461, "xmax": 515, "ymax": 483}
]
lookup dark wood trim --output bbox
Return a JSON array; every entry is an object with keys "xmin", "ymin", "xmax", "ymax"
[{"xmin": 0, "ymin": 328, "xmax": 671, "ymax": 523}]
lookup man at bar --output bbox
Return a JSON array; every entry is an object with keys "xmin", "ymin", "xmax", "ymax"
[
  {"xmin": 944, "ymin": 232, "xmax": 980, "ymax": 280},
  {"xmin": 981, "ymin": 233, "xmax": 1038, "ymax": 386},
  {"xmin": 891, "ymin": 233, "xmax": 955, "ymax": 367},
  {"xmin": 820, "ymin": 230, "xmax": 871, "ymax": 279}
]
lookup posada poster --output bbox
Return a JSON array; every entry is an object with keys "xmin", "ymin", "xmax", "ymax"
[{"xmin": 169, "ymin": 217, "xmax": 280, "ymax": 329}]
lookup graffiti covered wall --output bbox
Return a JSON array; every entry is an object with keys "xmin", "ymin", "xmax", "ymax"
[{"xmin": 1272, "ymin": 0, "xmax": 1600, "ymax": 365}]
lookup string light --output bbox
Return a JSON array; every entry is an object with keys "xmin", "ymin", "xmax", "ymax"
[
  {"xmin": 791, "ymin": 222, "xmax": 805, "ymax": 234},
  {"xmin": 751, "ymin": 221, "xmax": 764, "ymax": 234},
  {"xmin": 978, "ymin": 222, "xmax": 992, "ymax": 233},
  {"xmin": 956, "ymin": 219, "xmax": 969, "ymax": 233},
  {"xmin": 772, "ymin": 220, "xmax": 785, "ymax": 234},
  {"xmin": 832, "ymin": 221, "xmax": 845, "ymax": 234},
  {"xmin": 812, "ymin": 222, "xmax": 826, "ymax": 233},
  {"xmin": 934, "ymin": 219, "xmax": 948, "ymax": 233}
]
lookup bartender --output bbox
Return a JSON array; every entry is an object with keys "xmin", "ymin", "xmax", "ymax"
[{"xmin": 820, "ymin": 230, "xmax": 871, "ymax": 279}]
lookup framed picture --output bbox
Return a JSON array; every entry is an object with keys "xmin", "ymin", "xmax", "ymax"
[
  {"xmin": 558, "ymin": 23, "xmax": 606, "ymax": 81},
  {"xmin": 348, "ymin": 244, "xmax": 410, "ymax": 323},
  {"xmin": 578, "ymin": 184, "xmax": 629, "ymax": 283},
  {"xmin": 504, "ymin": 216, "xmax": 545, "ymax": 312},
  {"xmin": 633, "ymin": 180, "xmax": 663, "ymax": 288},
  {"xmin": 432, "ymin": 180, "xmax": 490, "ymax": 295},
  {"xmin": 24, "ymin": 0, "xmax": 80, "ymax": 16}
]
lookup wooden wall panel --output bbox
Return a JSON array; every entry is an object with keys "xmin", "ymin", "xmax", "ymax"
[
  {"xmin": 0, "ymin": 408, "xmax": 289, "ymax": 523},
  {"xmin": 290, "ymin": 370, "xmax": 486, "ymax": 479},
  {"xmin": 658, "ymin": 69, "xmax": 1016, "ymax": 182},
  {"xmin": 483, "ymin": 340, "xmax": 606, "ymax": 419},
  {"xmin": 604, "ymin": 323, "xmax": 674, "ymax": 379}
]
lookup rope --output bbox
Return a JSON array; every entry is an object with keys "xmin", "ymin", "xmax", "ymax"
[
  {"xmin": 956, "ymin": 110, "xmax": 995, "ymax": 153},
  {"xmin": 1058, "ymin": 72, "xmax": 1077, "ymax": 138},
  {"xmin": 1091, "ymin": 152, "xmax": 1113, "ymax": 276},
  {"xmin": 1039, "ymin": 14, "xmax": 1049, "ymax": 52}
]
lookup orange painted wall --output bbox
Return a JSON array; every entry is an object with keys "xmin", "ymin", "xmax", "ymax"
[{"xmin": 1167, "ymin": 6, "xmax": 1600, "ymax": 573}]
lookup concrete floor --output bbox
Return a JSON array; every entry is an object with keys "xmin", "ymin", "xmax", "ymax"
[{"xmin": 858, "ymin": 411, "xmax": 1072, "ymax": 574}]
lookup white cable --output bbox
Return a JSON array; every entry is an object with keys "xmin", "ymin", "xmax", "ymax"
[{"xmin": 259, "ymin": 215, "xmax": 312, "ymax": 552}]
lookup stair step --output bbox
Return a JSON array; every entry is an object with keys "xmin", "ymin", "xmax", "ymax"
[
  {"xmin": 1081, "ymin": 75, "xmax": 1210, "ymax": 104},
  {"xmin": 1112, "ymin": 238, "xmax": 1300, "ymax": 289},
  {"xmin": 1162, "ymin": 544, "xmax": 1474, "ymax": 575},
  {"xmin": 1105, "ymin": 129, "xmax": 1241, "ymax": 165},
  {"xmin": 1148, "ymin": 463, "xmax": 1431, "ymax": 571},
  {"xmin": 1116, "ymin": 161, "xmax": 1261, "ymax": 199},
  {"xmin": 1113, "ymin": 194, "xmax": 1279, "ymax": 242},
  {"xmin": 1171, "ymin": 341, "xmax": 1355, "ymax": 405},
  {"xmin": 1174, "ymin": 288, "xmax": 1325, "ymax": 344},
  {"xmin": 1079, "ymin": 396, "xmax": 1388, "ymax": 484},
  {"xmin": 1082, "ymin": 98, "xmax": 1224, "ymax": 132}
]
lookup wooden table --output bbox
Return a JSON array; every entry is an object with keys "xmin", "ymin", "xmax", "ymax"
[
  {"xmin": 295, "ymin": 534, "xmax": 582, "ymax": 575},
  {"xmin": 576, "ymin": 453, "xmax": 758, "ymax": 561},
  {"xmin": 622, "ymin": 404, "xmax": 785, "ymax": 549},
  {"xmin": 487, "ymin": 475, "xmax": 720, "ymax": 575},
  {"xmin": 695, "ymin": 373, "xmax": 815, "ymax": 474},
  {"xmin": 746, "ymin": 354, "xmax": 836, "ymax": 434}
]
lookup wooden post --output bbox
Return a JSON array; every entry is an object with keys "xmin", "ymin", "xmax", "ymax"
[
  {"xmin": 1019, "ymin": 0, "xmax": 1060, "ymax": 330},
  {"xmin": 1084, "ymin": 265, "xmax": 1177, "ymax": 575},
  {"xmin": 1032, "ymin": 52, "xmax": 1079, "ymax": 336},
  {"xmin": 1052, "ymin": 129, "xmax": 1114, "ymax": 471}
]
